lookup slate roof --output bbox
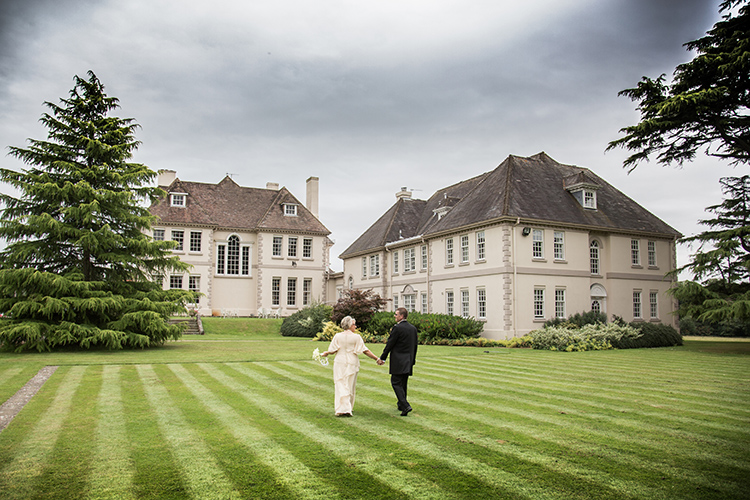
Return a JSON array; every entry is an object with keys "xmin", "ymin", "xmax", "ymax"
[
  {"xmin": 149, "ymin": 176, "xmax": 330, "ymax": 235},
  {"xmin": 340, "ymin": 152, "xmax": 680, "ymax": 258}
]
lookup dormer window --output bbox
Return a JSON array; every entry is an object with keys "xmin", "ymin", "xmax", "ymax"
[
  {"xmin": 170, "ymin": 193, "xmax": 186, "ymax": 207},
  {"xmin": 284, "ymin": 204, "xmax": 298, "ymax": 216},
  {"xmin": 583, "ymin": 190, "xmax": 596, "ymax": 209},
  {"xmin": 564, "ymin": 171, "xmax": 600, "ymax": 210}
]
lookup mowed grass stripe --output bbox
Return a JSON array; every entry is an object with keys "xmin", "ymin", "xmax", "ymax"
[
  {"xmin": 0, "ymin": 365, "xmax": 86, "ymax": 500},
  {"xmin": 347, "ymin": 366, "xmax": 743, "ymax": 496},
  {"xmin": 272, "ymin": 361, "xmax": 674, "ymax": 500},
  {"xmin": 136, "ymin": 364, "xmax": 243, "ymax": 500},
  {"xmin": 86, "ymin": 365, "xmax": 135, "ymax": 500},
  {"xmin": 411, "ymin": 361, "xmax": 750, "ymax": 473},
  {"xmin": 490, "ymin": 356, "xmax": 750, "ymax": 406},
  {"xmin": 263, "ymin": 361, "xmax": 630, "ymax": 500},
  {"xmin": 166, "ymin": 363, "xmax": 341, "ymax": 500},
  {"xmin": 438, "ymin": 356, "xmax": 750, "ymax": 416},
  {"xmin": 420, "ymin": 359, "xmax": 750, "ymax": 441},
  {"xmin": 203, "ymin": 362, "xmax": 456, "ymax": 500}
]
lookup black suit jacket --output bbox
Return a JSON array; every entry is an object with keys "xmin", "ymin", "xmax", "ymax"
[{"xmin": 381, "ymin": 320, "xmax": 418, "ymax": 375}]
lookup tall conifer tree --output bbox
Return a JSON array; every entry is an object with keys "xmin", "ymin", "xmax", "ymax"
[{"xmin": 0, "ymin": 71, "xmax": 191, "ymax": 351}]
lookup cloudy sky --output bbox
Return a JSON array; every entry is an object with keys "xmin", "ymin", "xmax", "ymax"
[{"xmin": 0, "ymin": 0, "xmax": 735, "ymax": 273}]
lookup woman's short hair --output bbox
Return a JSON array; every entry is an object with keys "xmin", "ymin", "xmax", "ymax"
[{"xmin": 340, "ymin": 316, "xmax": 356, "ymax": 330}]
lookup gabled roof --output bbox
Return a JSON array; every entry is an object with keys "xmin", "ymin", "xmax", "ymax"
[
  {"xmin": 340, "ymin": 152, "xmax": 680, "ymax": 258},
  {"xmin": 149, "ymin": 176, "xmax": 330, "ymax": 235}
]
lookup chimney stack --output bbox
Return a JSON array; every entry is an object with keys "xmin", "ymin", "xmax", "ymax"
[
  {"xmin": 158, "ymin": 169, "xmax": 176, "ymax": 187},
  {"xmin": 306, "ymin": 176, "xmax": 319, "ymax": 219},
  {"xmin": 395, "ymin": 186, "xmax": 412, "ymax": 200},
  {"xmin": 266, "ymin": 182, "xmax": 279, "ymax": 191}
]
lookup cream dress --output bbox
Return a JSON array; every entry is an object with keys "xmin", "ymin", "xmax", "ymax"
[{"xmin": 327, "ymin": 331, "xmax": 369, "ymax": 415}]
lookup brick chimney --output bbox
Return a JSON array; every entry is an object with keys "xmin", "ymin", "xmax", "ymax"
[{"xmin": 306, "ymin": 176, "xmax": 319, "ymax": 219}]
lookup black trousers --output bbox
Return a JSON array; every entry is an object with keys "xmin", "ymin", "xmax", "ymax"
[{"xmin": 391, "ymin": 373, "xmax": 410, "ymax": 410}]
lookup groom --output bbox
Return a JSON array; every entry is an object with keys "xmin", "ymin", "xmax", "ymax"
[{"xmin": 378, "ymin": 307, "xmax": 418, "ymax": 416}]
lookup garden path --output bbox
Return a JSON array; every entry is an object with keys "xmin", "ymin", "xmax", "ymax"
[{"xmin": 0, "ymin": 366, "xmax": 58, "ymax": 432}]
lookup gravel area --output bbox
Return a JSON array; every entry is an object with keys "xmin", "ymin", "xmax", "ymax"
[{"xmin": 0, "ymin": 366, "xmax": 58, "ymax": 432}]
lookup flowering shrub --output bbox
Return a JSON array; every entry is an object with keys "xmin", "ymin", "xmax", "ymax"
[
  {"xmin": 530, "ymin": 323, "xmax": 642, "ymax": 351},
  {"xmin": 280, "ymin": 304, "xmax": 332, "ymax": 337}
]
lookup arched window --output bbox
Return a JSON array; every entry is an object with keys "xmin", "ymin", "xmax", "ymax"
[
  {"xmin": 348, "ymin": 276, "xmax": 353, "ymax": 289},
  {"xmin": 217, "ymin": 235, "xmax": 251, "ymax": 276},
  {"xmin": 590, "ymin": 240, "xmax": 600, "ymax": 275}
]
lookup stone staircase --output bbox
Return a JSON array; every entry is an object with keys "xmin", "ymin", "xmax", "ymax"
[{"xmin": 170, "ymin": 315, "xmax": 203, "ymax": 335}]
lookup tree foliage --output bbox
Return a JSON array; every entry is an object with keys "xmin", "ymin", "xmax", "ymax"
[
  {"xmin": 676, "ymin": 175, "xmax": 750, "ymax": 282},
  {"xmin": 608, "ymin": 0, "xmax": 750, "ymax": 171},
  {"xmin": 0, "ymin": 71, "xmax": 191, "ymax": 351},
  {"xmin": 331, "ymin": 289, "xmax": 388, "ymax": 331}
]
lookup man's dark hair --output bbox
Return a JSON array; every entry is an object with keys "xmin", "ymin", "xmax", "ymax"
[{"xmin": 396, "ymin": 307, "xmax": 408, "ymax": 319}]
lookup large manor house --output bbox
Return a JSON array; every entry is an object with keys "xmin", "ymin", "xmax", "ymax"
[{"xmin": 148, "ymin": 153, "xmax": 680, "ymax": 339}]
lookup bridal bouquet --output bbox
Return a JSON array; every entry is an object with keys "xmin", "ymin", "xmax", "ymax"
[{"xmin": 312, "ymin": 348, "xmax": 329, "ymax": 366}]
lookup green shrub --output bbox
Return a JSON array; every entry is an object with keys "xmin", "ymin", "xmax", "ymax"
[
  {"xmin": 622, "ymin": 322, "xmax": 683, "ymax": 348},
  {"xmin": 545, "ymin": 311, "xmax": 607, "ymax": 328},
  {"xmin": 530, "ymin": 323, "xmax": 642, "ymax": 351},
  {"xmin": 280, "ymin": 304, "xmax": 332, "ymax": 337},
  {"xmin": 364, "ymin": 311, "xmax": 483, "ymax": 341},
  {"xmin": 312, "ymin": 321, "xmax": 388, "ymax": 344}
]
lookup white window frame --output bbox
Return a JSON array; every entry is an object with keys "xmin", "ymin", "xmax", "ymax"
[
  {"xmin": 460, "ymin": 235, "xmax": 469, "ymax": 263},
  {"xmin": 393, "ymin": 251, "xmax": 399, "ymax": 274},
  {"xmin": 189, "ymin": 231, "xmax": 202, "ymax": 253},
  {"xmin": 303, "ymin": 278, "xmax": 313, "ymax": 306},
  {"xmin": 460, "ymin": 289, "xmax": 470, "ymax": 318},
  {"xmin": 188, "ymin": 275, "xmax": 200, "ymax": 304},
  {"xmin": 288, "ymin": 237, "xmax": 298, "ymax": 258},
  {"xmin": 216, "ymin": 235, "xmax": 251, "ymax": 276},
  {"xmin": 153, "ymin": 228, "xmax": 165, "ymax": 241},
  {"xmin": 303, "ymin": 238, "xmax": 313, "ymax": 259},
  {"xmin": 169, "ymin": 275, "xmax": 183, "ymax": 289},
  {"xmin": 650, "ymin": 291, "xmax": 658, "ymax": 319},
  {"xmin": 477, "ymin": 289, "xmax": 486, "ymax": 319},
  {"xmin": 648, "ymin": 240, "xmax": 657, "ymax": 267},
  {"xmin": 631, "ymin": 239, "xmax": 640, "ymax": 266},
  {"xmin": 446, "ymin": 290, "xmax": 454, "ymax": 316},
  {"xmin": 362, "ymin": 257, "xmax": 368, "ymax": 278},
  {"xmin": 287, "ymin": 278, "xmax": 297, "ymax": 306},
  {"xmin": 534, "ymin": 288, "xmax": 545, "ymax": 319},
  {"xmin": 532, "ymin": 229, "xmax": 544, "ymax": 259},
  {"xmin": 590, "ymin": 240, "xmax": 600, "ymax": 275},
  {"xmin": 370, "ymin": 255, "xmax": 380, "ymax": 277},
  {"xmin": 446, "ymin": 238, "xmax": 454, "ymax": 265},
  {"xmin": 272, "ymin": 277, "xmax": 281, "ymax": 306},
  {"xmin": 403, "ymin": 294, "xmax": 416, "ymax": 312},
  {"xmin": 421, "ymin": 292, "xmax": 428, "ymax": 314},
  {"xmin": 284, "ymin": 204, "xmax": 298, "ymax": 216},
  {"xmin": 553, "ymin": 231, "xmax": 565, "ymax": 261},
  {"xmin": 404, "ymin": 247, "xmax": 416, "ymax": 272},
  {"xmin": 272, "ymin": 236, "xmax": 283, "ymax": 257},
  {"xmin": 555, "ymin": 289, "xmax": 566, "ymax": 319},
  {"xmin": 170, "ymin": 193, "xmax": 186, "ymax": 207},
  {"xmin": 583, "ymin": 190, "xmax": 596, "ymax": 209},
  {"xmin": 476, "ymin": 231, "xmax": 486, "ymax": 261},
  {"xmin": 421, "ymin": 245, "xmax": 428, "ymax": 270},
  {"xmin": 633, "ymin": 290, "xmax": 642, "ymax": 319},
  {"xmin": 171, "ymin": 230, "xmax": 184, "ymax": 251}
]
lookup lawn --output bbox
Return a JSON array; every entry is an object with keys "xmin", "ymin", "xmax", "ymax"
[{"xmin": 0, "ymin": 321, "xmax": 748, "ymax": 499}]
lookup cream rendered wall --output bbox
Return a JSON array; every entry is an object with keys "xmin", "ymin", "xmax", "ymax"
[
  {"xmin": 338, "ymin": 223, "xmax": 677, "ymax": 339},
  {"xmin": 209, "ymin": 230, "xmax": 257, "ymax": 316},
  {"xmin": 147, "ymin": 225, "xmax": 214, "ymax": 317},
  {"xmin": 256, "ymin": 232, "xmax": 330, "ymax": 315}
]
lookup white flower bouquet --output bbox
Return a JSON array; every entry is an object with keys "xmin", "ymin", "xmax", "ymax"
[{"xmin": 312, "ymin": 348, "xmax": 329, "ymax": 366}]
